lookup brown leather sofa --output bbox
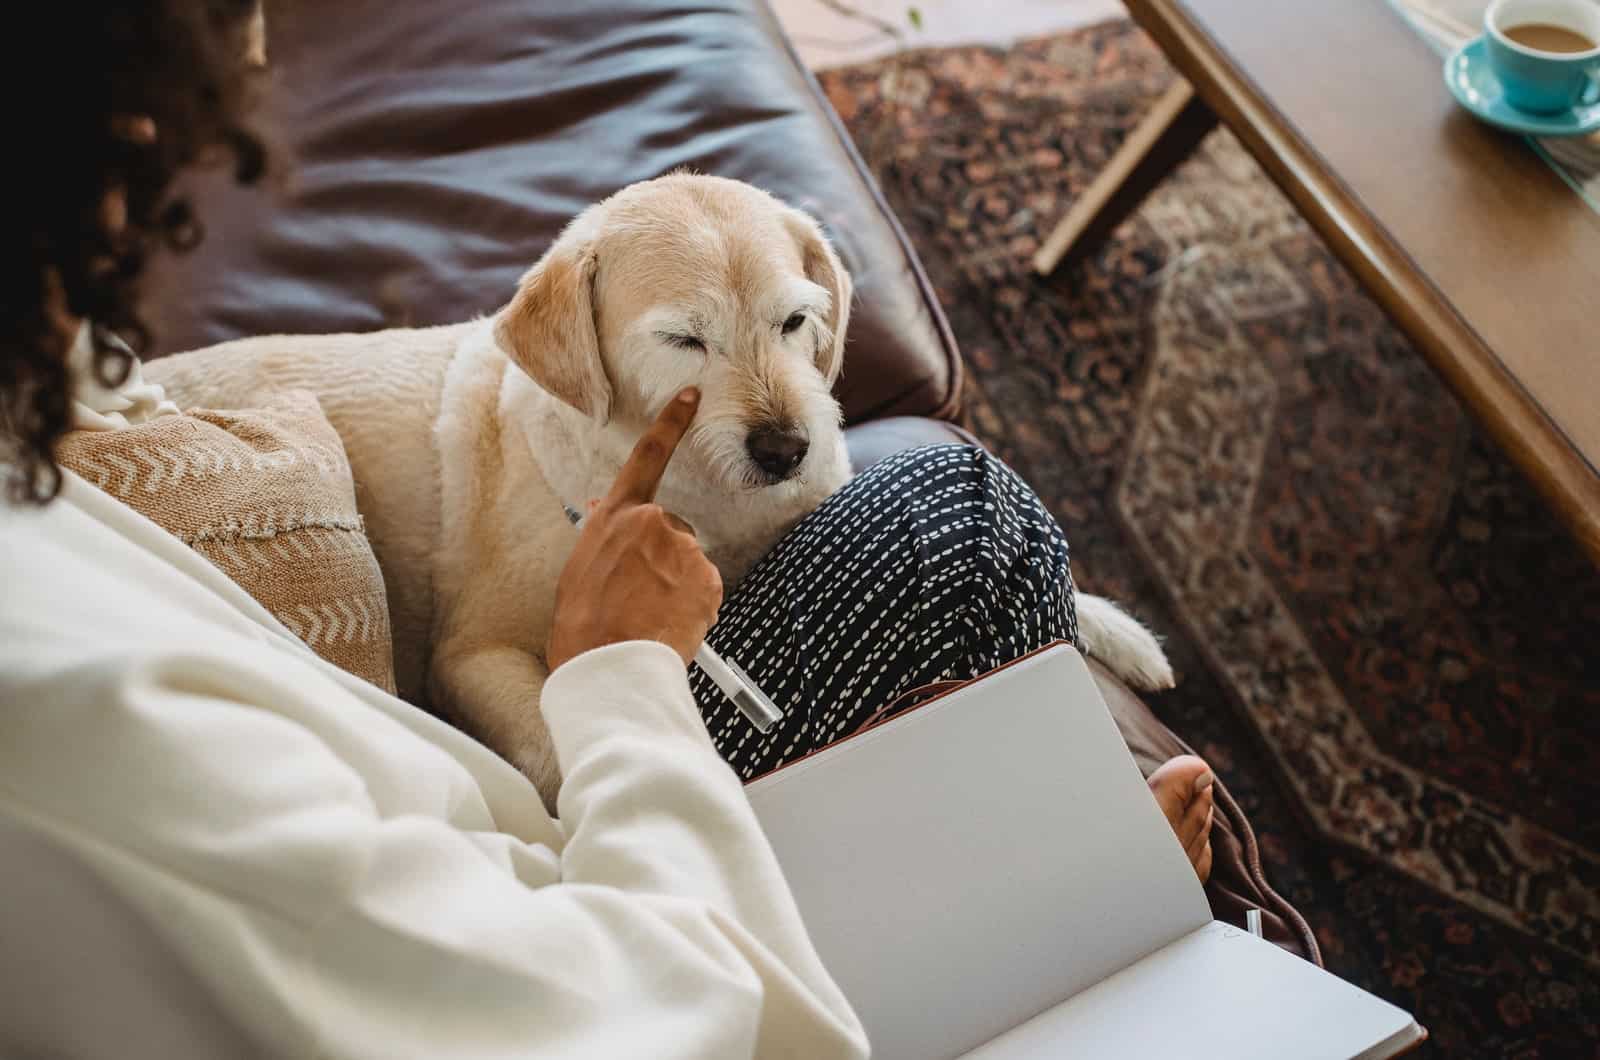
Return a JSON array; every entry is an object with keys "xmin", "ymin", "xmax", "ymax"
[{"xmin": 146, "ymin": 0, "xmax": 1316, "ymax": 963}]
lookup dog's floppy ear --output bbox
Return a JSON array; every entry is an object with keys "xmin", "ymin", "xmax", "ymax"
[
  {"xmin": 785, "ymin": 209, "xmax": 852, "ymax": 386},
  {"xmin": 494, "ymin": 234, "xmax": 613, "ymax": 421}
]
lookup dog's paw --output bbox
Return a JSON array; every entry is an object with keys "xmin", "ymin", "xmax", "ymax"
[{"xmin": 1075, "ymin": 593, "xmax": 1176, "ymax": 691}]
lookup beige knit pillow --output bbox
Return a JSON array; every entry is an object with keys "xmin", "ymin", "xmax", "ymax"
[{"xmin": 57, "ymin": 390, "xmax": 397, "ymax": 693}]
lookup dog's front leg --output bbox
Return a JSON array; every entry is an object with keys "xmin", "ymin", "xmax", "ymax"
[{"xmin": 430, "ymin": 643, "xmax": 560, "ymax": 807}]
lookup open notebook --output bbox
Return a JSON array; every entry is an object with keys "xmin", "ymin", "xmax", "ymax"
[{"xmin": 745, "ymin": 644, "xmax": 1426, "ymax": 1059}]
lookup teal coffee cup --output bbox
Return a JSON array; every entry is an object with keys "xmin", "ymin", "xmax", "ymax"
[{"xmin": 1484, "ymin": 0, "xmax": 1600, "ymax": 114}]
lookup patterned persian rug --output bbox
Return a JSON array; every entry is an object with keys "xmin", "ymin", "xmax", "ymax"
[{"xmin": 819, "ymin": 22, "xmax": 1600, "ymax": 1057}]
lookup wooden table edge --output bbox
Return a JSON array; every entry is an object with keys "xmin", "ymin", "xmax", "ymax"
[{"xmin": 1124, "ymin": 0, "xmax": 1600, "ymax": 564}]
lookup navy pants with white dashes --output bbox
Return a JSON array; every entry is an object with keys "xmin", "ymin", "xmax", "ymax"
[{"xmin": 690, "ymin": 444, "xmax": 1079, "ymax": 780}]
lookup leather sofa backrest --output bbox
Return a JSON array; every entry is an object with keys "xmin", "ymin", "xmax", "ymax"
[{"xmin": 143, "ymin": 0, "xmax": 963, "ymax": 426}]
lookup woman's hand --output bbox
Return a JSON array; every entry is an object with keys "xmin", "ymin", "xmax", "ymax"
[{"xmin": 546, "ymin": 388, "xmax": 723, "ymax": 672}]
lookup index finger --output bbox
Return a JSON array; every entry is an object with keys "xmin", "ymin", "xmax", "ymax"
[{"xmin": 605, "ymin": 388, "xmax": 701, "ymax": 507}]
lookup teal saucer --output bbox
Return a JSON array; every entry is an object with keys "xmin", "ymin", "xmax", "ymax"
[{"xmin": 1444, "ymin": 35, "xmax": 1600, "ymax": 137}]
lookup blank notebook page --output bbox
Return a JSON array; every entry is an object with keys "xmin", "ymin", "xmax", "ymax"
[
  {"xmin": 965, "ymin": 922, "xmax": 1421, "ymax": 1060},
  {"xmin": 745, "ymin": 646, "xmax": 1213, "ymax": 1060}
]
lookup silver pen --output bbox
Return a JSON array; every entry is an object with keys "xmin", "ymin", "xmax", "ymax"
[{"xmin": 695, "ymin": 644, "xmax": 785, "ymax": 733}]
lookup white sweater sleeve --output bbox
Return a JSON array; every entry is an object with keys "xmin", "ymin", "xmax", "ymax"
[
  {"xmin": 544, "ymin": 643, "xmax": 866, "ymax": 1054},
  {"xmin": 299, "ymin": 641, "xmax": 869, "ymax": 1060},
  {"xmin": 0, "ymin": 634, "xmax": 865, "ymax": 1059}
]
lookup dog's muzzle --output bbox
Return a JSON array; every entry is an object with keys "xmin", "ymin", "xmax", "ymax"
[{"xmin": 745, "ymin": 424, "xmax": 810, "ymax": 482}]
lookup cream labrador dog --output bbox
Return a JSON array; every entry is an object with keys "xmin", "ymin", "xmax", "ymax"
[{"xmin": 150, "ymin": 174, "xmax": 1172, "ymax": 805}]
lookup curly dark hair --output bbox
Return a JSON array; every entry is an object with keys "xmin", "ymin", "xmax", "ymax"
[{"xmin": 1, "ymin": 0, "xmax": 266, "ymax": 504}]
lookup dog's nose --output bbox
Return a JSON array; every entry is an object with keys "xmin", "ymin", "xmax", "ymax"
[{"xmin": 745, "ymin": 426, "xmax": 810, "ymax": 480}]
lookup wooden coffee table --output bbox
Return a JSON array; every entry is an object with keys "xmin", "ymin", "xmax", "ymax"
[{"xmin": 1035, "ymin": 0, "xmax": 1600, "ymax": 563}]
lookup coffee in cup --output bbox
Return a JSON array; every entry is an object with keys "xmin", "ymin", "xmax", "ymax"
[
  {"xmin": 1502, "ymin": 22, "xmax": 1595, "ymax": 53},
  {"xmin": 1484, "ymin": 0, "xmax": 1600, "ymax": 113}
]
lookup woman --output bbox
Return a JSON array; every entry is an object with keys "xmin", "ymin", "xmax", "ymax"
[{"xmin": 0, "ymin": 3, "xmax": 1213, "ymax": 1056}]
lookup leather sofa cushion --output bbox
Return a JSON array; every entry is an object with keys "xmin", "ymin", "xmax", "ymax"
[{"xmin": 844, "ymin": 416, "xmax": 979, "ymax": 472}]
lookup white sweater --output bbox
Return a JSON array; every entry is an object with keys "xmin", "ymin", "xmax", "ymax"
[{"xmin": 0, "ymin": 403, "xmax": 866, "ymax": 1057}]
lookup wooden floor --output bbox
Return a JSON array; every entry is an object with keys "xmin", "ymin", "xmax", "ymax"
[{"xmin": 771, "ymin": 0, "xmax": 1124, "ymax": 69}]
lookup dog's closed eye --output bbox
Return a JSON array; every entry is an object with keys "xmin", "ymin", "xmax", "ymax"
[{"xmin": 659, "ymin": 331, "xmax": 708, "ymax": 354}]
